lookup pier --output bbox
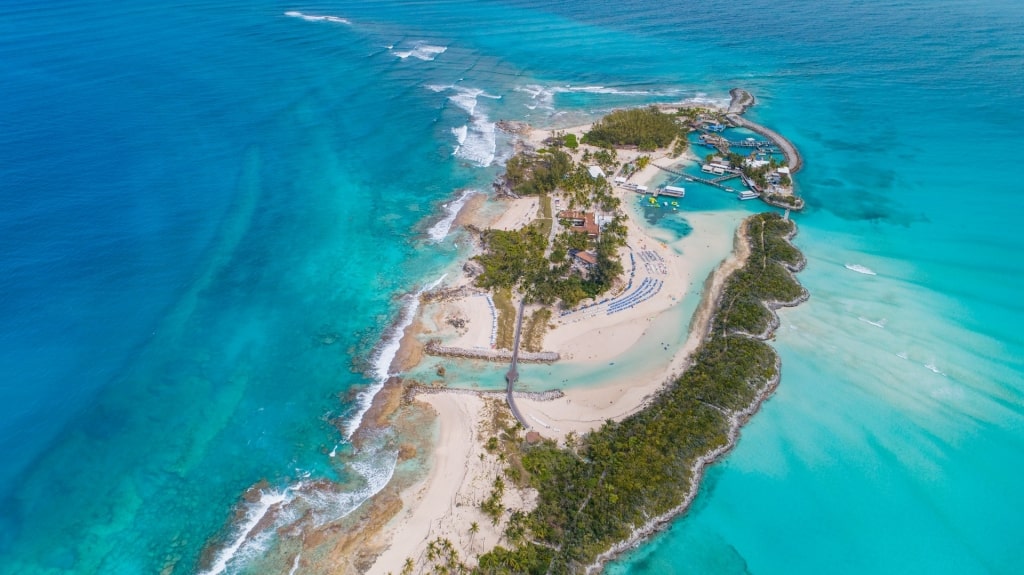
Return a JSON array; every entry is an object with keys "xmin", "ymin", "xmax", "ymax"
[
  {"xmin": 655, "ymin": 165, "xmax": 739, "ymax": 191},
  {"xmin": 724, "ymin": 89, "xmax": 803, "ymax": 173},
  {"xmin": 505, "ymin": 300, "xmax": 529, "ymax": 428}
]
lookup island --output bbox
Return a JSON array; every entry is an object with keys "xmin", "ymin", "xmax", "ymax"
[{"xmin": 258, "ymin": 90, "xmax": 809, "ymax": 575}]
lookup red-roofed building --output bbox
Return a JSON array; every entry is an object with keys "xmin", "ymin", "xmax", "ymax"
[{"xmin": 557, "ymin": 210, "xmax": 600, "ymax": 238}]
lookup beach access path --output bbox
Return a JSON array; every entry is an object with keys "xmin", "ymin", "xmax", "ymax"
[{"xmin": 505, "ymin": 300, "xmax": 529, "ymax": 428}]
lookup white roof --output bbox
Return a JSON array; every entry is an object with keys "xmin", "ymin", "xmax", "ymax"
[
  {"xmin": 637, "ymin": 185, "xmax": 649, "ymax": 192},
  {"xmin": 614, "ymin": 176, "xmax": 627, "ymax": 183},
  {"xmin": 588, "ymin": 165, "xmax": 606, "ymax": 179},
  {"xmin": 777, "ymin": 167, "xmax": 791, "ymax": 175}
]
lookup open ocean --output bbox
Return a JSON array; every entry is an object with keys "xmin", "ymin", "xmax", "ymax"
[{"xmin": 1, "ymin": 0, "xmax": 1021, "ymax": 573}]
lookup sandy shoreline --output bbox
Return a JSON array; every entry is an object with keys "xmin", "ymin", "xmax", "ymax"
[{"xmin": 356, "ymin": 111, "xmax": 761, "ymax": 572}]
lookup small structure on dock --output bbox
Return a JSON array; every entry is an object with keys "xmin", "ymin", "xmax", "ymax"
[{"xmin": 658, "ymin": 185, "xmax": 686, "ymax": 198}]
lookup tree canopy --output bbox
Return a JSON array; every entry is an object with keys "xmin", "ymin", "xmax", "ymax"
[{"xmin": 582, "ymin": 106, "xmax": 683, "ymax": 151}]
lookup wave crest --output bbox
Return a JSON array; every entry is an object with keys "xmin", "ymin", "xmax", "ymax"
[
  {"xmin": 428, "ymin": 189, "xmax": 478, "ymax": 242},
  {"xmin": 391, "ymin": 43, "xmax": 447, "ymax": 61},
  {"xmin": 284, "ymin": 11, "xmax": 351, "ymax": 25}
]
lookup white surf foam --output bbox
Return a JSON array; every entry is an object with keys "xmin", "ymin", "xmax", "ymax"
[
  {"xmin": 428, "ymin": 189, "xmax": 477, "ymax": 242},
  {"xmin": 391, "ymin": 43, "xmax": 447, "ymax": 61},
  {"xmin": 306, "ymin": 451, "xmax": 399, "ymax": 527},
  {"xmin": 845, "ymin": 263, "xmax": 877, "ymax": 275},
  {"xmin": 200, "ymin": 446, "xmax": 400, "ymax": 573},
  {"xmin": 288, "ymin": 553, "xmax": 302, "ymax": 575},
  {"xmin": 517, "ymin": 84, "xmax": 557, "ymax": 110},
  {"xmin": 199, "ymin": 490, "xmax": 291, "ymax": 575},
  {"xmin": 433, "ymin": 86, "xmax": 501, "ymax": 167},
  {"xmin": 450, "ymin": 125, "xmax": 468, "ymax": 156},
  {"xmin": 516, "ymin": 83, "xmax": 689, "ymax": 111},
  {"xmin": 559, "ymin": 85, "xmax": 667, "ymax": 96},
  {"xmin": 684, "ymin": 94, "xmax": 733, "ymax": 108},
  {"xmin": 344, "ymin": 274, "xmax": 447, "ymax": 438},
  {"xmin": 284, "ymin": 11, "xmax": 351, "ymax": 25}
]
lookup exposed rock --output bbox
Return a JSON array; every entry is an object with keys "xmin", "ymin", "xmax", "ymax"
[{"xmin": 495, "ymin": 120, "xmax": 532, "ymax": 135}]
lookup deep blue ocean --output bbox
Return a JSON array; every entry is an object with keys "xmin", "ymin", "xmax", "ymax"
[{"xmin": 1, "ymin": 1, "xmax": 1022, "ymax": 573}]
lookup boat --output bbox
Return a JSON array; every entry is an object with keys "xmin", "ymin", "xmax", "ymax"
[{"xmin": 738, "ymin": 190, "xmax": 759, "ymax": 200}]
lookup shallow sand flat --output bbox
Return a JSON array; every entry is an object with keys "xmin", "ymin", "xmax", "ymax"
[
  {"xmin": 442, "ymin": 295, "xmax": 495, "ymax": 350},
  {"xmin": 517, "ymin": 209, "xmax": 749, "ymax": 441}
]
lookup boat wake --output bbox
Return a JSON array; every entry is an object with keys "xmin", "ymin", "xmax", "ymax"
[{"xmin": 845, "ymin": 263, "xmax": 877, "ymax": 275}]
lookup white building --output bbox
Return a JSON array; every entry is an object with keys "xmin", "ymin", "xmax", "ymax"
[{"xmin": 588, "ymin": 165, "xmax": 607, "ymax": 179}]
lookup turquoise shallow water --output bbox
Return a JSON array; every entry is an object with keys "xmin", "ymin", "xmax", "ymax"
[{"xmin": 1, "ymin": 0, "xmax": 1022, "ymax": 573}]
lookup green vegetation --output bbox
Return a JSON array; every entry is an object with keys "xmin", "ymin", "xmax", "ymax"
[
  {"xmin": 522, "ymin": 308, "xmax": 552, "ymax": 353},
  {"xmin": 473, "ymin": 213, "xmax": 806, "ymax": 574},
  {"xmin": 726, "ymin": 152, "xmax": 787, "ymax": 190},
  {"xmin": 763, "ymin": 193, "xmax": 800, "ymax": 208},
  {"xmin": 504, "ymin": 149, "xmax": 573, "ymax": 196},
  {"xmin": 539, "ymin": 195, "xmax": 553, "ymax": 219},
  {"xmin": 582, "ymin": 106, "xmax": 683, "ymax": 151},
  {"xmin": 472, "ymin": 201, "xmax": 627, "ymax": 308},
  {"xmin": 563, "ymin": 133, "xmax": 578, "ymax": 150},
  {"xmin": 493, "ymin": 288, "xmax": 516, "ymax": 349},
  {"xmin": 473, "ymin": 229, "xmax": 548, "ymax": 293},
  {"xmin": 480, "ymin": 476, "xmax": 506, "ymax": 524},
  {"xmin": 670, "ymin": 135, "xmax": 689, "ymax": 158}
]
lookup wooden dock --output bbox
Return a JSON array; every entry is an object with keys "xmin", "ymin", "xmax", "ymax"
[{"xmin": 655, "ymin": 165, "xmax": 737, "ymax": 191}]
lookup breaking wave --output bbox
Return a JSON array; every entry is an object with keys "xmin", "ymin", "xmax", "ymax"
[
  {"xmin": 427, "ymin": 189, "xmax": 478, "ymax": 242},
  {"xmin": 430, "ymin": 85, "xmax": 501, "ymax": 167},
  {"xmin": 391, "ymin": 43, "xmax": 447, "ymax": 61},
  {"xmin": 198, "ymin": 446, "xmax": 399, "ymax": 575},
  {"xmin": 345, "ymin": 274, "xmax": 447, "ymax": 438},
  {"xmin": 516, "ymin": 83, "xmax": 689, "ymax": 110},
  {"xmin": 283, "ymin": 11, "xmax": 351, "ymax": 25}
]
